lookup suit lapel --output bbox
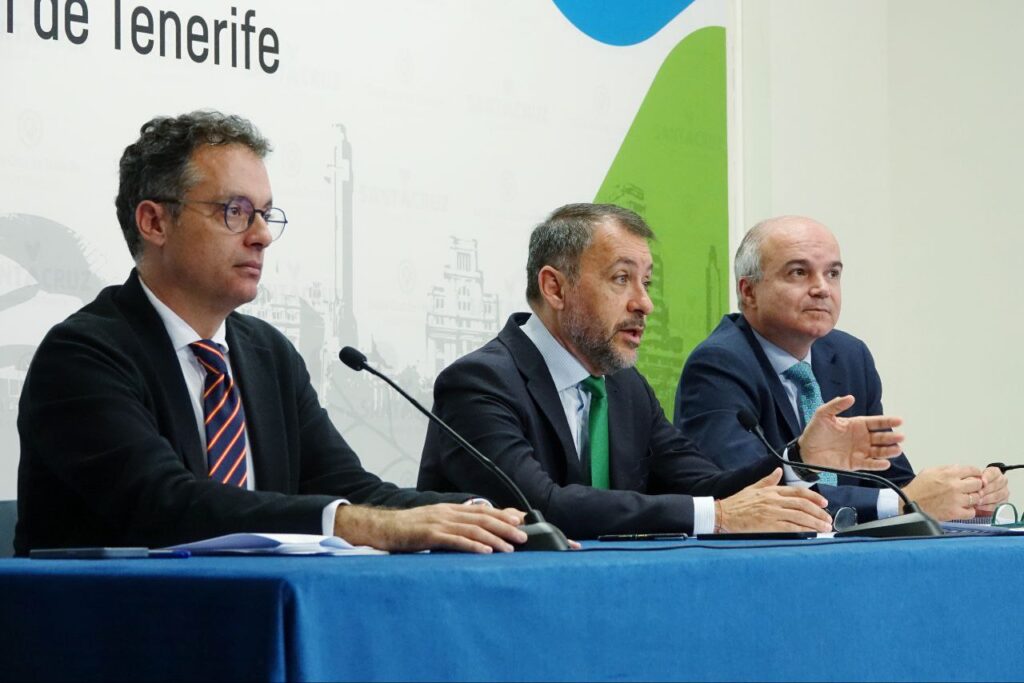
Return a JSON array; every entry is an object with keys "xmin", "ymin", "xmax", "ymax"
[
  {"xmin": 227, "ymin": 318, "xmax": 290, "ymax": 493},
  {"xmin": 810, "ymin": 336, "xmax": 843, "ymax": 402},
  {"xmin": 115, "ymin": 270, "xmax": 206, "ymax": 476},
  {"xmin": 499, "ymin": 315, "xmax": 584, "ymax": 483},
  {"xmin": 605, "ymin": 375, "xmax": 635, "ymax": 490},
  {"xmin": 736, "ymin": 315, "xmax": 801, "ymax": 439}
]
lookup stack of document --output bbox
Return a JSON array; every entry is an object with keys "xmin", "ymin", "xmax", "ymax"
[{"xmin": 165, "ymin": 533, "xmax": 387, "ymax": 556}]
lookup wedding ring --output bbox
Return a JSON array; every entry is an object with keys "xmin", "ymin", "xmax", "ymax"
[{"xmin": 968, "ymin": 494, "xmax": 975, "ymax": 507}]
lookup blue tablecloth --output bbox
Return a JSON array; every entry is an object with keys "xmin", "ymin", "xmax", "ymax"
[{"xmin": 0, "ymin": 536, "xmax": 1019, "ymax": 681}]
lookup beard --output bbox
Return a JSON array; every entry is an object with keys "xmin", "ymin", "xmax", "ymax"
[{"xmin": 562, "ymin": 304, "xmax": 641, "ymax": 376}]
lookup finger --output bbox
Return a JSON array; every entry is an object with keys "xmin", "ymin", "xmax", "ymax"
[
  {"xmin": 452, "ymin": 510, "xmax": 528, "ymax": 544},
  {"xmin": 444, "ymin": 521, "xmax": 521, "ymax": 553},
  {"xmin": 466, "ymin": 506, "xmax": 526, "ymax": 526},
  {"xmin": 778, "ymin": 495, "xmax": 834, "ymax": 524},
  {"xmin": 950, "ymin": 465, "xmax": 983, "ymax": 479},
  {"xmin": 863, "ymin": 414, "xmax": 903, "ymax": 430},
  {"xmin": 982, "ymin": 467, "xmax": 1004, "ymax": 485},
  {"xmin": 958, "ymin": 477, "xmax": 984, "ymax": 494},
  {"xmin": 869, "ymin": 431, "xmax": 905, "ymax": 447},
  {"xmin": 430, "ymin": 531, "xmax": 499, "ymax": 554},
  {"xmin": 774, "ymin": 486, "xmax": 829, "ymax": 508},
  {"xmin": 500, "ymin": 507, "xmax": 529, "ymax": 525},
  {"xmin": 855, "ymin": 454, "xmax": 894, "ymax": 471},
  {"xmin": 751, "ymin": 467, "xmax": 784, "ymax": 488},
  {"xmin": 768, "ymin": 505, "xmax": 832, "ymax": 532},
  {"xmin": 774, "ymin": 521, "xmax": 826, "ymax": 533},
  {"xmin": 978, "ymin": 481, "xmax": 1009, "ymax": 506},
  {"xmin": 817, "ymin": 395, "xmax": 855, "ymax": 417}
]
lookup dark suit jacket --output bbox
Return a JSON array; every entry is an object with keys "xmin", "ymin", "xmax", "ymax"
[
  {"xmin": 15, "ymin": 270, "xmax": 468, "ymax": 554},
  {"xmin": 417, "ymin": 313, "xmax": 776, "ymax": 539},
  {"xmin": 674, "ymin": 313, "xmax": 915, "ymax": 522}
]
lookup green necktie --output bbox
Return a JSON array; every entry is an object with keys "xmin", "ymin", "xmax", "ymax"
[
  {"xmin": 781, "ymin": 361, "xmax": 837, "ymax": 486},
  {"xmin": 581, "ymin": 375, "xmax": 610, "ymax": 489}
]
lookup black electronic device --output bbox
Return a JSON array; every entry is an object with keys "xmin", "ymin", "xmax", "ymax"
[
  {"xmin": 597, "ymin": 532, "xmax": 688, "ymax": 541},
  {"xmin": 695, "ymin": 532, "xmax": 816, "ymax": 540}
]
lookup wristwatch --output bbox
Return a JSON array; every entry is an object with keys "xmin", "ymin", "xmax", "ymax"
[{"xmin": 785, "ymin": 437, "xmax": 818, "ymax": 482}]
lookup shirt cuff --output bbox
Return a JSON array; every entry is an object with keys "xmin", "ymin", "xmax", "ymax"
[
  {"xmin": 322, "ymin": 499, "xmax": 349, "ymax": 536},
  {"xmin": 693, "ymin": 496, "xmax": 716, "ymax": 535},
  {"xmin": 876, "ymin": 488, "xmax": 900, "ymax": 519},
  {"xmin": 780, "ymin": 446, "xmax": 817, "ymax": 488}
]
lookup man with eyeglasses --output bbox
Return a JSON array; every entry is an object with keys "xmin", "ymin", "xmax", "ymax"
[{"xmin": 14, "ymin": 110, "xmax": 527, "ymax": 555}]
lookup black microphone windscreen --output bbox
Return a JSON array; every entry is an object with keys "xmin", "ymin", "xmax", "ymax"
[
  {"xmin": 736, "ymin": 410, "xmax": 759, "ymax": 432},
  {"xmin": 339, "ymin": 346, "xmax": 367, "ymax": 371}
]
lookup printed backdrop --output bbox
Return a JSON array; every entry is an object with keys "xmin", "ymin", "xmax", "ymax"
[{"xmin": 0, "ymin": 0, "xmax": 727, "ymax": 496}]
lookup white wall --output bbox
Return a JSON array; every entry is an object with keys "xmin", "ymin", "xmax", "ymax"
[
  {"xmin": 0, "ymin": 0, "xmax": 725, "ymax": 497},
  {"xmin": 732, "ymin": 0, "xmax": 1024, "ymax": 503}
]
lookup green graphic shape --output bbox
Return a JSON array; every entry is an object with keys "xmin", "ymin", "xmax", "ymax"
[{"xmin": 595, "ymin": 26, "xmax": 729, "ymax": 415}]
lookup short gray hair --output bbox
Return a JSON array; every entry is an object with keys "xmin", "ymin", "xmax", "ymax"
[
  {"xmin": 734, "ymin": 219, "xmax": 775, "ymax": 309},
  {"xmin": 115, "ymin": 110, "xmax": 272, "ymax": 259},
  {"xmin": 526, "ymin": 203, "xmax": 654, "ymax": 304}
]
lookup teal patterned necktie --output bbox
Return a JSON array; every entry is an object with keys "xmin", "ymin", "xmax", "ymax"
[
  {"xmin": 580, "ymin": 376, "xmax": 609, "ymax": 490},
  {"xmin": 781, "ymin": 361, "xmax": 837, "ymax": 486}
]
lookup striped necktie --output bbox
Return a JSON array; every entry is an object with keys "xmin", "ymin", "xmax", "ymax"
[
  {"xmin": 782, "ymin": 361, "xmax": 837, "ymax": 486},
  {"xmin": 189, "ymin": 340, "xmax": 249, "ymax": 487},
  {"xmin": 580, "ymin": 375, "xmax": 609, "ymax": 490}
]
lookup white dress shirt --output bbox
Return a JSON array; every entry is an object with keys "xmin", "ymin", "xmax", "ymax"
[{"xmin": 138, "ymin": 278, "xmax": 344, "ymax": 535}]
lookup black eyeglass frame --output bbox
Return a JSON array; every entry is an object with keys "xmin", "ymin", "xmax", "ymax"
[{"xmin": 148, "ymin": 196, "xmax": 288, "ymax": 239}]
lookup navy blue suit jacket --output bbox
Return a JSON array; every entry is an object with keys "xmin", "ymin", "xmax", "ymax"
[
  {"xmin": 417, "ymin": 313, "xmax": 776, "ymax": 539},
  {"xmin": 674, "ymin": 313, "xmax": 915, "ymax": 522},
  {"xmin": 15, "ymin": 270, "xmax": 469, "ymax": 554}
]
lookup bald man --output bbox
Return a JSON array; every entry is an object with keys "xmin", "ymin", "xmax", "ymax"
[{"xmin": 674, "ymin": 216, "xmax": 1009, "ymax": 524}]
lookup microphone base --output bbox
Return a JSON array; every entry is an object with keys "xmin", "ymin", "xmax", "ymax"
[
  {"xmin": 835, "ymin": 504, "xmax": 942, "ymax": 538},
  {"xmin": 518, "ymin": 510, "xmax": 571, "ymax": 551}
]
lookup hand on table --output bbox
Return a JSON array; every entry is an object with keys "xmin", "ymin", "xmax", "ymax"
[
  {"xmin": 717, "ymin": 468, "xmax": 832, "ymax": 533},
  {"xmin": 901, "ymin": 465, "xmax": 983, "ymax": 521},
  {"xmin": 334, "ymin": 503, "xmax": 529, "ymax": 553}
]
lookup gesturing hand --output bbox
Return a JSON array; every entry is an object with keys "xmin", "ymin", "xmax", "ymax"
[
  {"xmin": 718, "ymin": 468, "xmax": 832, "ymax": 533},
  {"xmin": 334, "ymin": 503, "xmax": 528, "ymax": 553},
  {"xmin": 800, "ymin": 395, "xmax": 904, "ymax": 471}
]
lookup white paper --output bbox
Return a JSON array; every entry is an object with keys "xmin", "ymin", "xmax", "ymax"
[{"xmin": 165, "ymin": 533, "xmax": 387, "ymax": 555}]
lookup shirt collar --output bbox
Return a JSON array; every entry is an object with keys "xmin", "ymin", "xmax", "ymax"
[
  {"xmin": 750, "ymin": 326, "xmax": 812, "ymax": 375},
  {"xmin": 520, "ymin": 312, "xmax": 591, "ymax": 391},
  {"xmin": 138, "ymin": 276, "xmax": 229, "ymax": 353}
]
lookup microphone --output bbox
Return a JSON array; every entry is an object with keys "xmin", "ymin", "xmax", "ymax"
[
  {"xmin": 736, "ymin": 411, "xmax": 941, "ymax": 538},
  {"xmin": 987, "ymin": 462, "xmax": 1024, "ymax": 474},
  {"xmin": 339, "ymin": 346, "xmax": 570, "ymax": 551}
]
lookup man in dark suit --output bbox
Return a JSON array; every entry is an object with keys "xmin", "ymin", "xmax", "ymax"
[
  {"xmin": 15, "ymin": 111, "xmax": 527, "ymax": 555},
  {"xmin": 418, "ymin": 204, "xmax": 905, "ymax": 539},
  {"xmin": 675, "ymin": 215, "xmax": 1009, "ymax": 522}
]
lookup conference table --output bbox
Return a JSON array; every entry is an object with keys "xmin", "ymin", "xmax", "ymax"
[{"xmin": 1, "ymin": 535, "xmax": 1020, "ymax": 681}]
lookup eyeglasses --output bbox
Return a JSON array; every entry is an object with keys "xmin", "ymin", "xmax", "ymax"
[
  {"xmin": 151, "ymin": 196, "xmax": 288, "ymax": 240},
  {"xmin": 991, "ymin": 503, "xmax": 1024, "ymax": 528}
]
